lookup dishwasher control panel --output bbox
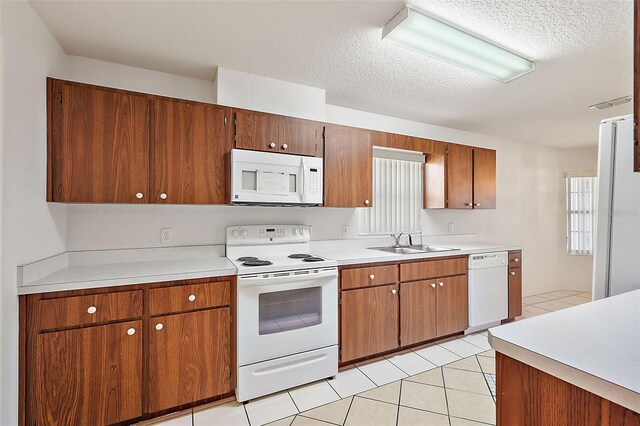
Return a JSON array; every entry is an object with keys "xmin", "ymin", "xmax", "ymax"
[{"xmin": 468, "ymin": 252, "xmax": 508, "ymax": 269}]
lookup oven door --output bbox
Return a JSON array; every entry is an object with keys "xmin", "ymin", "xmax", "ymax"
[
  {"xmin": 237, "ymin": 268, "xmax": 338, "ymax": 366},
  {"xmin": 230, "ymin": 149, "xmax": 323, "ymax": 205}
]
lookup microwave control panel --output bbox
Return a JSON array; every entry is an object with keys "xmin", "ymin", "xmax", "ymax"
[{"xmin": 306, "ymin": 168, "xmax": 321, "ymax": 196}]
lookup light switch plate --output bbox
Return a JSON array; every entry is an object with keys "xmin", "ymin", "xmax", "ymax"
[{"xmin": 161, "ymin": 228, "xmax": 172, "ymax": 244}]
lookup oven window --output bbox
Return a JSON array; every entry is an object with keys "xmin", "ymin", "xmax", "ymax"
[{"xmin": 259, "ymin": 287, "xmax": 322, "ymax": 335}]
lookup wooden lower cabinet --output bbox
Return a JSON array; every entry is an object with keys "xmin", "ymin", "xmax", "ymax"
[
  {"xmin": 435, "ymin": 275, "xmax": 468, "ymax": 337},
  {"xmin": 148, "ymin": 308, "xmax": 232, "ymax": 412},
  {"xmin": 507, "ymin": 250, "xmax": 523, "ymax": 319},
  {"xmin": 400, "ymin": 275, "xmax": 468, "ymax": 346},
  {"xmin": 400, "ymin": 280, "xmax": 437, "ymax": 346},
  {"xmin": 340, "ymin": 285, "xmax": 399, "ymax": 362},
  {"xmin": 36, "ymin": 320, "xmax": 143, "ymax": 425}
]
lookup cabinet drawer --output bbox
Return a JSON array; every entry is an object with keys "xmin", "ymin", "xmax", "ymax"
[
  {"xmin": 509, "ymin": 251, "xmax": 522, "ymax": 268},
  {"xmin": 341, "ymin": 265, "xmax": 398, "ymax": 290},
  {"xmin": 400, "ymin": 257, "xmax": 467, "ymax": 282},
  {"xmin": 39, "ymin": 290, "xmax": 142, "ymax": 330},
  {"xmin": 148, "ymin": 281, "xmax": 230, "ymax": 316}
]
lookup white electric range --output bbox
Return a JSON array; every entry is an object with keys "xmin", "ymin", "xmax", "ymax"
[{"xmin": 226, "ymin": 225, "xmax": 338, "ymax": 402}]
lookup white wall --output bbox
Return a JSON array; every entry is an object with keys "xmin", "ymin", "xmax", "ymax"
[{"xmin": 0, "ymin": 2, "xmax": 68, "ymax": 424}]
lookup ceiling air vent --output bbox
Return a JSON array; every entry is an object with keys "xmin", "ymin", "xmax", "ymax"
[{"xmin": 589, "ymin": 95, "xmax": 633, "ymax": 110}]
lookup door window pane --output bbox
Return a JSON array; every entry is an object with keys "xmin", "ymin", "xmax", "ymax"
[{"xmin": 259, "ymin": 287, "xmax": 322, "ymax": 335}]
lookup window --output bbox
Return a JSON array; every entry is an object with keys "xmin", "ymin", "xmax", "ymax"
[
  {"xmin": 565, "ymin": 173, "xmax": 597, "ymax": 255},
  {"xmin": 360, "ymin": 147, "xmax": 424, "ymax": 235}
]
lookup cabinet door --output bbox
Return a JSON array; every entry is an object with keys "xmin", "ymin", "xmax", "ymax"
[
  {"xmin": 49, "ymin": 79, "xmax": 150, "ymax": 203},
  {"xmin": 36, "ymin": 320, "xmax": 142, "ymax": 425},
  {"xmin": 436, "ymin": 275, "xmax": 468, "ymax": 337},
  {"xmin": 148, "ymin": 308, "xmax": 231, "ymax": 413},
  {"xmin": 152, "ymin": 99, "xmax": 232, "ymax": 204},
  {"xmin": 508, "ymin": 268, "xmax": 523, "ymax": 319},
  {"xmin": 447, "ymin": 144, "xmax": 473, "ymax": 209},
  {"xmin": 234, "ymin": 109, "xmax": 280, "ymax": 153},
  {"xmin": 473, "ymin": 148, "xmax": 496, "ymax": 209},
  {"xmin": 324, "ymin": 124, "xmax": 373, "ymax": 207},
  {"xmin": 400, "ymin": 281, "xmax": 437, "ymax": 346},
  {"xmin": 280, "ymin": 116, "xmax": 324, "ymax": 157},
  {"xmin": 341, "ymin": 285, "xmax": 398, "ymax": 362}
]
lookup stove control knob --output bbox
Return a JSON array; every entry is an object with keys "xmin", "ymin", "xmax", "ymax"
[
  {"xmin": 292, "ymin": 228, "xmax": 298, "ymax": 236},
  {"xmin": 240, "ymin": 229, "xmax": 248, "ymax": 237},
  {"xmin": 298, "ymin": 228, "xmax": 305, "ymax": 236},
  {"xmin": 232, "ymin": 229, "xmax": 239, "ymax": 238}
]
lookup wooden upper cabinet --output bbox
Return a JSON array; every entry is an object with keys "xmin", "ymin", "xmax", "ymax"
[
  {"xmin": 234, "ymin": 109, "xmax": 323, "ymax": 157},
  {"xmin": 340, "ymin": 285, "xmax": 399, "ymax": 362},
  {"xmin": 473, "ymin": 148, "xmax": 496, "ymax": 209},
  {"xmin": 447, "ymin": 144, "xmax": 474, "ymax": 209},
  {"xmin": 324, "ymin": 124, "xmax": 373, "ymax": 207},
  {"xmin": 48, "ymin": 78, "xmax": 150, "ymax": 203},
  {"xmin": 151, "ymin": 99, "xmax": 232, "ymax": 204},
  {"xmin": 36, "ymin": 320, "xmax": 143, "ymax": 425},
  {"xmin": 147, "ymin": 308, "xmax": 231, "ymax": 413}
]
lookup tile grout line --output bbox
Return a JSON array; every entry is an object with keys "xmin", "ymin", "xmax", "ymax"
[
  {"xmin": 243, "ymin": 404, "xmax": 252, "ymax": 426},
  {"xmin": 395, "ymin": 380, "xmax": 402, "ymax": 426},
  {"xmin": 343, "ymin": 396, "xmax": 355, "ymax": 425},
  {"xmin": 440, "ymin": 367, "xmax": 452, "ymax": 426}
]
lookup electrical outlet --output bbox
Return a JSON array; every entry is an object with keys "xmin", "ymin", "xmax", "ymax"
[
  {"xmin": 161, "ymin": 228, "xmax": 172, "ymax": 244},
  {"xmin": 341, "ymin": 225, "xmax": 349, "ymax": 239},
  {"xmin": 448, "ymin": 223, "xmax": 454, "ymax": 233}
]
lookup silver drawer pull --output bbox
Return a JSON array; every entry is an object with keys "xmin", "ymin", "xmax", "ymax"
[
  {"xmin": 127, "ymin": 328, "xmax": 136, "ymax": 336},
  {"xmin": 391, "ymin": 289, "xmax": 397, "ymax": 295},
  {"xmin": 155, "ymin": 323, "xmax": 164, "ymax": 331},
  {"xmin": 431, "ymin": 283, "xmax": 436, "ymax": 288},
  {"xmin": 188, "ymin": 294, "xmax": 196, "ymax": 302},
  {"xmin": 439, "ymin": 282, "xmax": 444, "ymax": 287},
  {"xmin": 514, "ymin": 258, "xmax": 519, "ymax": 262},
  {"xmin": 87, "ymin": 306, "xmax": 97, "ymax": 315},
  {"xmin": 135, "ymin": 192, "xmax": 144, "ymax": 199},
  {"xmin": 511, "ymin": 271, "xmax": 516, "ymax": 276},
  {"xmin": 369, "ymin": 274, "xmax": 375, "ymax": 280}
]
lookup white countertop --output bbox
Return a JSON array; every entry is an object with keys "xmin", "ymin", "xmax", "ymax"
[
  {"xmin": 310, "ymin": 239, "xmax": 521, "ymax": 266},
  {"xmin": 489, "ymin": 290, "xmax": 640, "ymax": 412},
  {"xmin": 18, "ymin": 245, "xmax": 236, "ymax": 295}
]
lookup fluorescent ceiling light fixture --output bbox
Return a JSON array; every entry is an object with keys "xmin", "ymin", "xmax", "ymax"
[{"xmin": 382, "ymin": 7, "xmax": 535, "ymax": 83}]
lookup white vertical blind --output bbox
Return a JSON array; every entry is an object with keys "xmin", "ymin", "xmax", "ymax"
[
  {"xmin": 360, "ymin": 154, "xmax": 423, "ymax": 235},
  {"xmin": 566, "ymin": 174, "xmax": 597, "ymax": 255}
]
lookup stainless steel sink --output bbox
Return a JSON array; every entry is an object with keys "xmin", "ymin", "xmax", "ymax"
[{"xmin": 369, "ymin": 245, "xmax": 459, "ymax": 254}]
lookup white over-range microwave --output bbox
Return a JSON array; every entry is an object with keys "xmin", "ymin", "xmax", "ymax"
[{"xmin": 230, "ymin": 149, "xmax": 323, "ymax": 206}]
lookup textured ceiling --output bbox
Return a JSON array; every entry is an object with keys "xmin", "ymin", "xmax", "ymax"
[{"xmin": 30, "ymin": 0, "xmax": 634, "ymax": 147}]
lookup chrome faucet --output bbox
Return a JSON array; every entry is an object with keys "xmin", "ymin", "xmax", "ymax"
[{"xmin": 390, "ymin": 233, "xmax": 404, "ymax": 247}]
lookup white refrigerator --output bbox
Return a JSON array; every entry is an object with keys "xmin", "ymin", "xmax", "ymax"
[{"xmin": 592, "ymin": 114, "xmax": 640, "ymax": 299}]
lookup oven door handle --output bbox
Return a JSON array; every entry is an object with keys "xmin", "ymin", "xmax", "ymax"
[{"xmin": 238, "ymin": 268, "xmax": 337, "ymax": 287}]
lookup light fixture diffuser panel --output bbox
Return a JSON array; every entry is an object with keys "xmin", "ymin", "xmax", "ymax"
[{"xmin": 382, "ymin": 7, "xmax": 535, "ymax": 83}]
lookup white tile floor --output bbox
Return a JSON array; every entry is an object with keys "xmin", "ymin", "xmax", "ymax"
[{"xmin": 147, "ymin": 289, "xmax": 592, "ymax": 426}]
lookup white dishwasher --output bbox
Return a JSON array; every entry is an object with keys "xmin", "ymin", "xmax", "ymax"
[{"xmin": 466, "ymin": 252, "xmax": 508, "ymax": 334}]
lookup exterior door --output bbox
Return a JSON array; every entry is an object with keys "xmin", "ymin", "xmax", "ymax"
[
  {"xmin": 341, "ymin": 285, "xmax": 399, "ymax": 362},
  {"xmin": 447, "ymin": 144, "xmax": 473, "ymax": 209},
  {"xmin": 324, "ymin": 124, "xmax": 373, "ymax": 207},
  {"xmin": 400, "ymin": 281, "xmax": 437, "ymax": 346},
  {"xmin": 473, "ymin": 148, "xmax": 497, "ymax": 209},
  {"xmin": 234, "ymin": 109, "xmax": 280, "ymax": 153},
  {"xmin": 50, "ymin": 79, "xmax": 150, "ymax": 203},
  {"xmin": 36, "ymin": 320, "xmax": 143, "ymax": 425},
  {"xmin": 152, "ymin": 99, "xmax": 232, "ymax": 204},
  {"xmin": 147, "ymin": 308, "xmax": 231, "ymax": 413},
  {"xmin": 436, "ymin": 275, "xmax": 469, "ymax": 337}
]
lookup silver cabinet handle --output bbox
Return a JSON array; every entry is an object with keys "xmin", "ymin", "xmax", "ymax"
[
  {"xmin": 439, "ymin": 282, "xmax": 444, "ymax": 287},
  {"xmin": 188, "ymin": 294, "xmax": 196, "ymax": 302},
  {"xmin": 369, "ymin": 274, "xmax": 375, "ymax": 280},
  {"xmin": 466, "ymin": 202, "xmax": 473, "ymax": 207},
  {"xmin": 87, "ymin": 306, "xmax": 97, "ymax": 314},
  {"xmin": 364, "ymin": 200, "xmax": 370, "ymax": 205},
  {"xmin": 136, "ymin": 192, "xmax": 144, "ymax": 199},
  {"xmin": 160, "ymin": 193, "xmax": 167, "ymax": 200},
  {"xmin": 269, "ymin": 142, "xmax": 276, "ymax": 148},
  {"xmin": 282, "ymin": 144, "xmax": 288, "ymax": 149},
  {"xmin": 475, "ymin": 203, "xmax": 480, "ymax": 207},
  {"xmin": 514, "ymin": 258, "xmax": 519, "ymax": 262},
  {"xmin": 155, "ymin": 323, "xmax": 164, "ymax": 331},
  {"xmin": 391, "ymin": 289, "xmax": 397, "ymax": 295},
  {"xmin": 431, "ymin": 283, "xmax": 436, "ymax": 288},
  {"xmin": 510, "ymin": 271, "xmax": 516, "ymax": 276},
  {"xmin": 127, "ymin": 328, "xmax": 136, "ymax": 336}
]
